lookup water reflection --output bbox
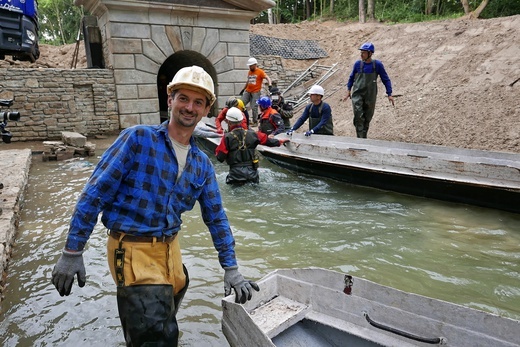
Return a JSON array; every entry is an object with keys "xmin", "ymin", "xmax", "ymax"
[{"xmin": 0, "ymin": 149, "xmax": 519, "ymax": 346}]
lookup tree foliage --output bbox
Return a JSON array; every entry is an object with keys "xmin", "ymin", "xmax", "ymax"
[
  {"xmin": 39, "ymin": 0, "xmax": 84, "ymax": 45},
  {"xmin": 38, "ymin": 0, "xmax": 520, "ymax": 46},
  {"xmin": 258, "ymin": 0, "xmax": 520, "ymax": 24}
]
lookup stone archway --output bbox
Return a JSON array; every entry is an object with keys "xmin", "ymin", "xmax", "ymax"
[
  {"xmin": 157, "ymin": 51, "xmax": 217, "ymax": 123},
  {"xmin": 74, "ymin": 0, "xmax": 275, "ymax": 129}
]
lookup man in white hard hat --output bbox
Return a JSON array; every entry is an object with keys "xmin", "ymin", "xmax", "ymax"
[
  {"xmin": 215, "ymin": 107, "xmax": 289, "ymax": 184},
  {"xmin": 240, "ymin": 57, "xmax": 272, "ymax": 126},
  {"xmin": 287, "ymin": 84, "xmax": 334, "ymax": 136},
  {"xmin": 51, "ymin": 65, "xmax": 259, "ymax": 346}
]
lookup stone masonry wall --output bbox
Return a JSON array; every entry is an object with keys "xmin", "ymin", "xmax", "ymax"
[{"xmin": 0, "ymin": 68, "xmax": 119, "ymax": 141}]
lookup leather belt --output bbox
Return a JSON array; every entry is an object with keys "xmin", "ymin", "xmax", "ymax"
[{"xmin": 109, "ymin": 230, "xmax": 177, "ymax": 243}]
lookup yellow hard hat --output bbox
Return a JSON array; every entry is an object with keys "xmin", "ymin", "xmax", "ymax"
[
  {"xmin": 167, "ymin": 66, "xmax": 216, "ymax": 106},
  {"xmin": 236, "ymin": 98, "xmax": 245, "ymax": 111}
]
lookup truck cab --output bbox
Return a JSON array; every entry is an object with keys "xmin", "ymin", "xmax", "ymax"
[{"xmin": 0, "ymin": 0, "xmax": 40, "ymax": 62}]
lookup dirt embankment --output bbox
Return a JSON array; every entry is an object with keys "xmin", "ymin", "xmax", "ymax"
[
  {"xmin": 2, "ymin": 15, "xmax": 519, "ymax": 153},
  {"xmin": 251, "ymin": 16, "xmax": 520, "ymax": 153}
]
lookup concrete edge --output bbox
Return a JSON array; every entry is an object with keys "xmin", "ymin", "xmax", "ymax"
[{"xmin": 0, "ymin": 149, "xmax": 32, "ymax": 300}]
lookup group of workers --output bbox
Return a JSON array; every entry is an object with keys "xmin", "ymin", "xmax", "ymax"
[
  {"xmin": 50, "ymin": 41, "xmax": 393, "ymax": 347},
  {"xmin": 215, "ymin": 40, "xmax": 393, "ymax": 186}
]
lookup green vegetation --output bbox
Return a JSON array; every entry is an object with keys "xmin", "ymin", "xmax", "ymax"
[
  {"xmin": 261, "ymin": 0, "xmax": 520, "ymax": 24},
  {"xmin": 38, "ymin": 0, "xmax": 520, "ymax": 45},
  {"xmin": 39, "ymin": 0, "xmax": 84, "ymax": 45}
]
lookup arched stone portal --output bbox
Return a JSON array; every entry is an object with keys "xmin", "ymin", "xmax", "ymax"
[
  {"xmin": 157, "ymin": 51, "xmax": 217, "ymax": 123},
  {"xmin": 74, "ymin": 0, "xmax": 274, "ymax": 128}
]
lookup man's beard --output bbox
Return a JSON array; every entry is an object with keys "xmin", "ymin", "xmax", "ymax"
[{"xmin": 174, "ymin": 109, "xmax": 198, "ymax": 128}]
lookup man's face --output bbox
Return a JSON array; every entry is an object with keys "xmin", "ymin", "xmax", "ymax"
[
  {"xmin": 360, "ymin": 50, "xmax": 371, "ymax": 61},
  {"xmin": 168, "ymin": 88, "xmax": 210, "ymax": 128},
  {"xmin": 249, "ymin": 64, "xmax": 257, "ymax": 72},
  {"xmin": 309, "ymin": 94, "xmax": 322, "ymax": 104}
]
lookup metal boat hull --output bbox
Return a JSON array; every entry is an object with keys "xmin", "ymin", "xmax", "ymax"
[
  {"xmin": 257, "ymin": 134, "xmax": 520, "ymax": 213},
  {"xmin": 221, "ymin": 268, "xmax": 520, "ymax": 347}
]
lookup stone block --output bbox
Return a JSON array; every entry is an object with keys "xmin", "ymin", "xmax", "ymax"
[
  {"xmin": 113, "ymin": 54, "xmax": 135, "ymax": 69},
  {"xmin": 61, "ymin": 131, "xmax": 87, "ymax": 147},
  {"xmin": 118, "ymin": 99, "xmax": 158, "ymax": 115},
  {"xmin": 140, "ymin": 42, "xmax": 165, "ymax": 66},
  {"xmin": 138, "ymin": 84, "xmax": 158, "ymax": 99},
  {"xmin": 110, "ymin": 22, "xmax": 150, "ymax": 39}
]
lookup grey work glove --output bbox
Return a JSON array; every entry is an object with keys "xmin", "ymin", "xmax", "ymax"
[
  {"xmin": 224, "ymin": 266, "xmax": 260, "ymax": 304},
  {"xmin": 51, "ymin": 249, "xmax": 86, "ymax": 296}
]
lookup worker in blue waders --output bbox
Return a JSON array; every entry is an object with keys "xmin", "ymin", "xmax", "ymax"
[
  {"xmin": 51, "ymin": 65, "xmax": 259, "ymax": 346},
  {"xmin": 345, "ymin": 42, "xmax": 395, "ymax": 138}
]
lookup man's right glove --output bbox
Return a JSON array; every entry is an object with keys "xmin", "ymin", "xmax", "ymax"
[
  {"xmin": 224, "ymin": 266, "xmax": 260, "ymax": 304},
  {"xmin": 51, "ymin": 249, "xmax": 86, "ymax": 296},
  {"xmin": 286, "ymin": 128, "xmax": 294, "ymax": 135}
]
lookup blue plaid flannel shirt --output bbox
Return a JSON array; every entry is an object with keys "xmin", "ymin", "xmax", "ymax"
[{"xmin": 65, "ymin": 122, "xmax": 237, "ymax": 268}]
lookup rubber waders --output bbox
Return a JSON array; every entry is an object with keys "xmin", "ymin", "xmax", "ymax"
[
  {"xmin": 117, "ymin": 284, "xmax": 179, "ymax": 346},
  {"xmin": 352, "ymin": 61, "xmax": 378, "ymax": 138}
]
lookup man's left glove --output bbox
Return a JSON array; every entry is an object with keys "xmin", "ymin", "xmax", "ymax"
[
  {"xmin": 52, "ymin": 249, "xmax": 86, "ymax": 296},
  {"xmin": 304, "ymin": 129, "xmax": 314, "ymax": 137},
  {"xmin": 224, "ymin": 266, "xmax": 260, "ymax": 304}
]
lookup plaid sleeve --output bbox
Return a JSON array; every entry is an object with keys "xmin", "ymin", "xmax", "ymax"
[{"xmin": 65, "ymin": 128, "xmax": 137, "ymax": 251}]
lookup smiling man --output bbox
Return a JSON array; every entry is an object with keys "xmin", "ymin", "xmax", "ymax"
[{"xmin": 51, "ymin": 65, "xmax": 259, "ymax": 346}]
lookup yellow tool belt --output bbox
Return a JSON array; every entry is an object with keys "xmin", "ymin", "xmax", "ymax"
[{"xmin": 106, "ymin": 230, "xmax": 186, "ymax": 295}]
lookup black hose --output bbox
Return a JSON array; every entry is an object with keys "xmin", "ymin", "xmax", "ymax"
[{"xmin": 364, "ymin": 312, "xmax": 443, "ymax": 344}]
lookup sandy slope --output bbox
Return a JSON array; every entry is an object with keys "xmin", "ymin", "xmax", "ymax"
[{"xmin": 251, "ymin": 16, "xmax": 520, "ymax": 153}]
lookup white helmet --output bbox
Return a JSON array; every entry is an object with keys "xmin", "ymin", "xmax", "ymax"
[
  {"xmin": 226, "ymin": 107, "xmax": 244, "ymax": 123},
  {"xmin": 308, "ymin": 85, "xmax": 324, "ymax": 96},
  {"xmin": 167, "ymin": 65, "xmax": 216, "ymax": 106},
  {"xmin": 247, "ymin": 57, "xmax": 258, "ymax": 66}
]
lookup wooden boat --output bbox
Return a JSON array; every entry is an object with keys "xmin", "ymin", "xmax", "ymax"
[
  {"xmin": 221, "ymin": 268, "xmax": 520, "ymax": 347},
  {"xmin": 255, "ymin": 134, "xmax": 520, "ymax": 213}
]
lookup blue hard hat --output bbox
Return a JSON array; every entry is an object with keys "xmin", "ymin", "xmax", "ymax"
[
  {"xmin": 359, "ymin": 42, "xmax": 375, "ymax": 53},
  {"xmin": 256, "ymin": 96, "xmax": 272, "ymax": 108}
]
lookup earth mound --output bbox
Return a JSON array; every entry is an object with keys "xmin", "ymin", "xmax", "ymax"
[{"xmin": 251, "ymin": 16, "xmax": 520, "ymax": 153}]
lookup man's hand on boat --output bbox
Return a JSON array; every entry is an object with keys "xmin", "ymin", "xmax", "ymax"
[{"xmin": 224, "ymin": 266, "xmax": 260, "ymax": 304}]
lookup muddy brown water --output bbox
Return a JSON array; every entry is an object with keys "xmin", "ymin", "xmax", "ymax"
[{"xmin": 1, "ymin": 140, "xmax": 519, "ymax": 346}]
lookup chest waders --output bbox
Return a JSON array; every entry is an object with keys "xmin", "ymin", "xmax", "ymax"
[
  {"xmin": 308, "ymin": 103, "xmax": 334, "ymax": 135},
  {"xmin": 107, "ymin": 231, "xmax": 189, "ymax": 346},
  {"xmin": 351, "ymin": 61, "xmax": 377, "ymax": 138},
  {"xmin": 226, "ymin": 129, "xmax": 259, "ymax": 184}
]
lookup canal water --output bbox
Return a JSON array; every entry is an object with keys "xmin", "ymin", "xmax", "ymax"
[{"xmin": 1, "ymin": 144, "xmax": 519, "ymax": 346}]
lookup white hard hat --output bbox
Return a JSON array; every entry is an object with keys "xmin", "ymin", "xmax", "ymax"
[
  {"xmin": 226, "ymin": 107, "xmax": 244, "ymax": 123},
  {"xmin": 308, "ymin": 85, "xmax": 324, "ymax": 96},
  {"xmin": 167, "ymin": 65, "xmax": 216, "ymax": 106},
  {"xmin": 247, "ymin": 57, "xmax": 258, "ymax": 66}
]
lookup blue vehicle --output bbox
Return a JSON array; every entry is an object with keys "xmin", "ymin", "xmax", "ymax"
[{"xmin": 0, "ymin": 0, "xmax": 40, "ymax": 62}]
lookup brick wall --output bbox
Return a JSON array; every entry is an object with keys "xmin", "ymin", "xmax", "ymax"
[{"xmin": 0, "ymin": 68, "xmax": 119, "ymax": 141}]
